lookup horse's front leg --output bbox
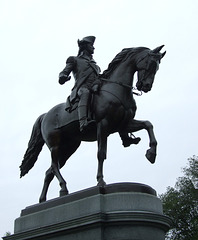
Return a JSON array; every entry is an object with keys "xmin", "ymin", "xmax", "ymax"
[
  {"xmin": 123, "ymin": 119, "xmax": 157, "ymax": 163},
  {"xmin": 96, "ymin": 121, "xmax": 108, "ymax": 187}
]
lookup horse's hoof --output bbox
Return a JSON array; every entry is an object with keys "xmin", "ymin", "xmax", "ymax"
[
  {"xmin": 145, "ymin": 149, "xmax": 156, "ymax": 164},
  {"xmin": 59, "ymin": 189, "xmax": 69, "ymax": 197},
  {"xmin": 39, "ymin": 197, "xmax": 46, "ymax": 203},
  {"xmin": 97, "ymin": 179, "xmax": 106, "ymax": 188}
]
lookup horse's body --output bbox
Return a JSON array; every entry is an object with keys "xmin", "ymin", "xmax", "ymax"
[{"xmin": 20, "ymin": 46, "xmax": 166, "ymax": 202}]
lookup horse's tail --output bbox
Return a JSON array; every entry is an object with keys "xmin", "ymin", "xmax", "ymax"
[{"xmin": 20, "ymin": 113, "xmax": 46, "ymax": 178}]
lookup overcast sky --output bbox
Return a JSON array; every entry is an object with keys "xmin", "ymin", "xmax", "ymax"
[{"xmin": 1, "ymin": 0, "xmax": 198, "ymax": 236}]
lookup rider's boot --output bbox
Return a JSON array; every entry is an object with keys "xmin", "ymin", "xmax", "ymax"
[
  {"xmin": 78, "ymin": 92, "xmax": 95, "ymax": 132},
  {"xmin": 120, "ymin": 133, "xmax": 141, "ymax": 147}
]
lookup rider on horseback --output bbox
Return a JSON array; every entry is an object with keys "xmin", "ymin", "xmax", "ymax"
[
  {"xmin": 59, "ymin": 36, "xmax": 139, "ymax": 146},
  {"xmin": 59, "ymin": 36, "xmax": 101, "ymax": 132}
]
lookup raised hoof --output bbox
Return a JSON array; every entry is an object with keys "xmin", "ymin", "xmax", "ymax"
[
  {"xmin": 59, "ymin": 189, "xmax": 69, "ymax": 197},
  {"xmin": 145, "ymin": 149, "xmax": 156, "ymax": 164}
]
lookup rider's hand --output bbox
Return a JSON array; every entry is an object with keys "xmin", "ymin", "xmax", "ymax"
[{"xmin": 59, "ymin": 75, "xmax": 71, "ymax": 85}]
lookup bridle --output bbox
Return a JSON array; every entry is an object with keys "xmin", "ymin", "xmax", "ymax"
[
  {"xmin": 100, "ymin": 78, "xmax": 143, "ymax": 96},
  {"xmin": 135, "ymin": 52, "xmax": 159, "ymax": 92}
]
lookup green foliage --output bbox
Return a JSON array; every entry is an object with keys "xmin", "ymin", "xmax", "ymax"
[
  {"xmin": 4, "ymin": 232, "xmax": 11, "ymax": 236},
  {"xmin": 160, "ymin": 156, "xmax": 198, "ymax": 240}
]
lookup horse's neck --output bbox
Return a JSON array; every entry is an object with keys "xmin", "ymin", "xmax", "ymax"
[
  {"xmin": 100, "ymin": 64, "xmax": 135, "ymax": 106},
  {"xmin": 110, "ymin": 61, "xmax": 136, "ymax": 88}
]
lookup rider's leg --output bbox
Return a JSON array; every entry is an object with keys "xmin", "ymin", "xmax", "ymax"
[
  {"xmin": 78, "ymin": 88, "xmax": 95, "ymax": 132},
  {"xmin": 119, "ymin": 132, "xmax": 141, "ymax": 147}
]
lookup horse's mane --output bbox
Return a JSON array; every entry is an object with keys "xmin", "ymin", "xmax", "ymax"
[{"xmin": 101, "ymin": 47, "xmax": 149, "ymax": 78}]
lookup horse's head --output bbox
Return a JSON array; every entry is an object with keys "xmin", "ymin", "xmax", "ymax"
[{"xmin": 136, "ymin": 45, "xmax": 166, "ymax": 93}]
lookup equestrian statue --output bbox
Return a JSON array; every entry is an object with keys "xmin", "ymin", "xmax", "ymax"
[{"xmin": 20, "ymin": 36, "xmax": 166, "ymax": 203}]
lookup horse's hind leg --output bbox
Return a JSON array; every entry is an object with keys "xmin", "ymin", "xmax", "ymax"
[
  {"xmin": 39, "ymin": 139, "xmax": 81, "ymax": 202},
  {"xmin": 51, "ymin": 146, "xmax": 69, "ymax": 197},
  {"xmin": 39, "ymin": 167, "xmax": 54, "ymax": 203},
  {"xmin": 39, "ymin": 148, "xmax": 67, "ymax": 203}
]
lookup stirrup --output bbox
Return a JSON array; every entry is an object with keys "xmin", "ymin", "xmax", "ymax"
[{"xmin": 122, "ymin": 134, "xmax": 141, "ymax": 147}]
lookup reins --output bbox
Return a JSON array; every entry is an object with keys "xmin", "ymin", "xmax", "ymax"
[{"xmin": 100, "ymin": 78, "xmax": 142, "ymax": 96}]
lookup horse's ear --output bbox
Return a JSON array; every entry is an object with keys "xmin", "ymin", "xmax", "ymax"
[
  {"xmin": 152, "ymin": 45, "xmax": 164, "ymax": 53},
  {"xmin": 150, "ymin": 46, "xmax": 166, "ymax": 63},
  {"xmin": 160, "ymin": 51, "xmax": 166, "ymax": 59}
]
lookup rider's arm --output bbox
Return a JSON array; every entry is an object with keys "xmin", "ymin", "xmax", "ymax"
[{"xmin": 59, "ymin": 56, "xmax": 76, "ymax": 85}]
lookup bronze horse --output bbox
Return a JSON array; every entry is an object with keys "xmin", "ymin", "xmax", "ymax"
[{"xmin": 20, "ymin": 46, "xmax": 166, "ymax": 202}]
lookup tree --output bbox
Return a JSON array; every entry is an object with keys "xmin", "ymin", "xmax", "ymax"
[
  {"xmin": 3, "ymin": 231, "xmax": 11, "ymax": 237},
  {"xmin": 160, "ymin": 156, "xmax": 198, "ymax": 240}
]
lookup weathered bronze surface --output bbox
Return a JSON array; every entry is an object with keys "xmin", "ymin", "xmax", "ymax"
[{"xmin": 20, "ymin": 37, "xmax": 166, "ymax": 202}]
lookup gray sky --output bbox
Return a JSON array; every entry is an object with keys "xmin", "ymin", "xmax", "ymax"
[{"xmin": 1, "ymin": 0, "xmax": 198, "ymax": 236}]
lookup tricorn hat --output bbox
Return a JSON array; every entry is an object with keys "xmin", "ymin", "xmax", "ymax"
[{"xmin": 78, "ymin": 36, "xmax": 96, "ymax": 47}]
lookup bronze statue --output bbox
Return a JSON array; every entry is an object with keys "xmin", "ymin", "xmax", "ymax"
[{"xmin": 20, "ymin": 40, "xmax": 166, "ymax": 203}]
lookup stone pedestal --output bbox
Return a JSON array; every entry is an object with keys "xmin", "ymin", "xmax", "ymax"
[{"xmin": 3, "ymin": 183, "xmax": 172, "ymax": 240}]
